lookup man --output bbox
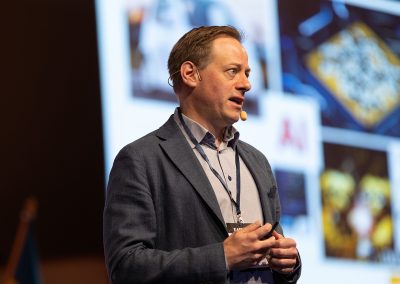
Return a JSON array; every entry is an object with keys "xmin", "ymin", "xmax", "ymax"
[{"xmin": 104, "ymin": 26, "xmax": 301, "ymax": 284}]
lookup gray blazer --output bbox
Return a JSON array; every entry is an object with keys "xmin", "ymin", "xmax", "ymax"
[{"xmin": 103, "ymin": 115, "xmax": 301, "ymax": 284}]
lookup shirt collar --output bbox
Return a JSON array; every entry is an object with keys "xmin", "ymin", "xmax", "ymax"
[{"xmin": 174, "ymin": 108, "xmax": 240, "ymax": 149}]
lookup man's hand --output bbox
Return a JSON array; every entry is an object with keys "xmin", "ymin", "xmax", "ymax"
[
  {"xmin": 267, "ymin": 231, "xmax": 298, "ymax": 274},
  {"xmin": 223, "ymin": 222, "xmax": 277, "ymax": 270}
]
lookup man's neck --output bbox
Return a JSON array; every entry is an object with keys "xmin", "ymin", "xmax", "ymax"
[{"xmin": 179, "ymin": 107, "xmax": 225, "ymax": 148}]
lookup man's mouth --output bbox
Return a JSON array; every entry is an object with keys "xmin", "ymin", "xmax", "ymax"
[{"xmin": 229, "ymin": 97, "xmax": 243, "ymax": 106}]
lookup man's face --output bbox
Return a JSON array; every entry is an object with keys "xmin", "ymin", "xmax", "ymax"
[{"xmin": 192, "ymin": 36, "xmax": 251, "ymax": 131}]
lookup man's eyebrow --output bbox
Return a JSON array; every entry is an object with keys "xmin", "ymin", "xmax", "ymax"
[{"xmin": 228, "ymin": 63, "xmax": 251, "ymax": 72}]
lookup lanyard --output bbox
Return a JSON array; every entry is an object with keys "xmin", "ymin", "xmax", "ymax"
[{"xmin": 178, "ymin": 109, "xmax": 243, "ymax": 223}]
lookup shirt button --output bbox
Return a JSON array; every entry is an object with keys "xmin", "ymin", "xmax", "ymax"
[{"xmin": 228, "ymin": 175, "xmax": 232, "ymax": 181}]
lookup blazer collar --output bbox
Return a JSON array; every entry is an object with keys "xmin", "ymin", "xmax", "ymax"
[
  {"xmin": 236, "ymin": 142, "xmax": 274, "ymax": 224},
  {"xmin": 156, "ymin": 115, "xmax": 227, "ymax": 231}
]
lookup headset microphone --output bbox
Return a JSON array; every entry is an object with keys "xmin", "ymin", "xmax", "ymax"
[{"xmin": 240, "ymin": 110, "xmax": 247, "ymax": 121}]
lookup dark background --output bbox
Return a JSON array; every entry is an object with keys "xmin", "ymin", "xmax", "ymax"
[{"xmin": 2, "ymin": 0, "xmax": 104, "ymax": 265}]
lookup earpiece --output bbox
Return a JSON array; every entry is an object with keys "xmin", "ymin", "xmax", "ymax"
[{"xmin": 196, "ymin": 68, "xmax": 202, "ymax": 81}]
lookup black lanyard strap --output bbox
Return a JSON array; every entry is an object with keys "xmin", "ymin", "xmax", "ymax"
[{"xmin": 178, "ymin": 109, "xmax": 242, "ymax": 223}]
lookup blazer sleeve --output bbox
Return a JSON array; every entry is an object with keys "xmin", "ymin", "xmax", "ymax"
[{"xmin": 103, "ymin": 145, "xmax": 228, "ymax": 284}]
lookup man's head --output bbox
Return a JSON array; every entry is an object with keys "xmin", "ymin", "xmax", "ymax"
[
  {"xmin": 167, "ymin": 25, "xmax": 251, "ymax": 138},
  {"xmin": 168, "ymin": 26, "xmax": 242, "ymax": 92}
]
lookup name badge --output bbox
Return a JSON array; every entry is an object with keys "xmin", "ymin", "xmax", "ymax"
[{"xmin": 226, "ymin": 222, "xmax": 251, "ymax": 235}]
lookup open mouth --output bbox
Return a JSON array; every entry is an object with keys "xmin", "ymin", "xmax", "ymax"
[{"xmin": 229, "ymin": 97, "xmax": 243, "ymax": 106}]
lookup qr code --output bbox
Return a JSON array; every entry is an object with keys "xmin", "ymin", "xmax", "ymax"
[{"xmin": 306, "ymin": 21, "xmax": 400, "ymax": 128}]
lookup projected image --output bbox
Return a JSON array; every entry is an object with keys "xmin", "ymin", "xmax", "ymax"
[
  {"xmin": 274, "ymin": 169, "xmax": 307, "ymax": 228},
  {"xmin": 320, "ymin": 143, "xmax": 396, "ymax": 263},
  {"xmin": 279, "ymin": 0, "xmax": 400, "ymax": 137},
  {"xmin": 97, "ymin": 0, "xmax": 400, "ymax": 282},
  {"xmin": 127, "ymin": 0, "xmax": 271, "ymax": 114}
]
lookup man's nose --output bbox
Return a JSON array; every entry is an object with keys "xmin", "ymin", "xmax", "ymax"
[{"xmin": 238, "ymin": 74, "xmax": 251, "ymax": 92}]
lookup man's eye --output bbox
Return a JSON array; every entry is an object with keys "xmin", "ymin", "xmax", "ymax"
[{"xmin": 227, "ymin": 69, "xmax": 238, "ymax": 76}]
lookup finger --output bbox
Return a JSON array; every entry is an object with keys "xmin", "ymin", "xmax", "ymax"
[
  {"xmin": 272, "ymin": 230, "xmax": 283, "ymax": 239},
  {"xmin": 273, "ymin": 237, "xmax": 297, "ymax": 249},
  {"xmin": 270, "ymin": 247, "xmax": 298, "ymax": 259},
  {"xmin": 268, "ymin": 256, "xmax": 297, "ymax": 271},
  {"xmin": 240, "ymin": 221, "xmax": 263, "ymax": 233},
  {"xmin": 254, "ymin": 223, "xmax": 273, "ymax": 239}
]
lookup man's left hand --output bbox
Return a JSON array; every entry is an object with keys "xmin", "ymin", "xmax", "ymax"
[{"xmin": 267, "ymin": 231, "xmax": 298, "ymax": 274}]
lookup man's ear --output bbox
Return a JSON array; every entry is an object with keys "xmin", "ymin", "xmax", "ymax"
[{"xmin": 181, "ymin": 61, "xmax": 200, "ymax": 88}]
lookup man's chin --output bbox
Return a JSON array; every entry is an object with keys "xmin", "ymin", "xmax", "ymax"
[
  {"xmin": 222, "ymin": 111, "xmax": 240, "ymax": 126},
  {"xmin": 227, "ymin": 116, "xmax": 240, "ymax": 125}
]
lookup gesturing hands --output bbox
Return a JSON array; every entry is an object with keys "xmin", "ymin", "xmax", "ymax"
[{"xmin": 223, "ymin": 222, "xmax": 298, "ymax": 273}]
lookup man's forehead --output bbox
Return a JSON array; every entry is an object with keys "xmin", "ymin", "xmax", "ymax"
[{"xmin": 209, "ymin": 37, "xmax": 249, "ymax": 62}]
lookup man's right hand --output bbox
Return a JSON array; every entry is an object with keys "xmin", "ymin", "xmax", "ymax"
[{"xmin": 223, "ymin": 222, "xmax": 277, "ymax": 270}]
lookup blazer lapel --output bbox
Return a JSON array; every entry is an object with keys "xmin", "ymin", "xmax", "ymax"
[
  {"xmin": 237, "ymin": 143, "xmax": 274, "ymax": 223},
  {"xmin": 156, "ymin": 116, "xmax": 227, "ymax": 230}
]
